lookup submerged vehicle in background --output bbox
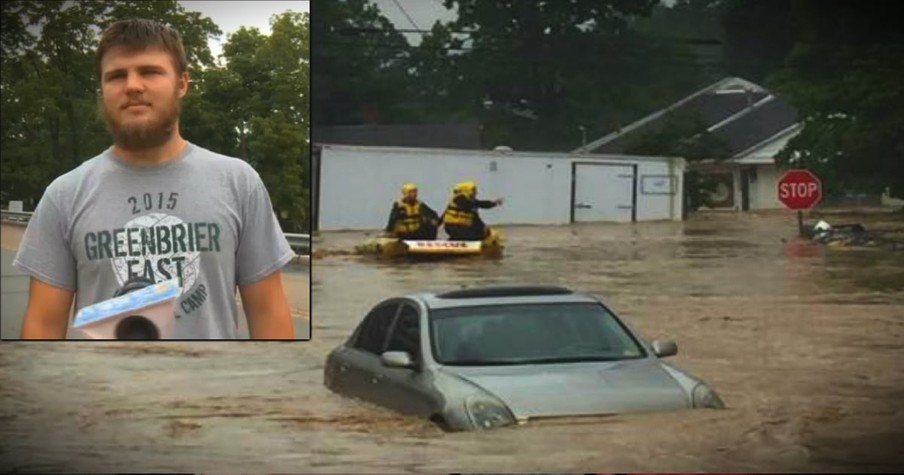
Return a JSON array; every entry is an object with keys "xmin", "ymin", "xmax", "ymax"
[
  {"xmin": 810, "ymin": 220, "xmax": 878, "ymax": 248},
  {"xmin": 323, "ymin": 285, "xmax": 725, "ymax": 431}
]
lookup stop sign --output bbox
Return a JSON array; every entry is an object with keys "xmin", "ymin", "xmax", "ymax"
[{"xmin": 777, "ymin": 169, "xmax": 822, "ymax": 210}]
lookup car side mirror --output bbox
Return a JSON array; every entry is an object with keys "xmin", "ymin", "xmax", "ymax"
[
  {"xmin": 652, "ymin": 340, "xmax": 678, "ymax": 358},
  {"xmin": 381, "ymin": 351, "xmax": 415, "ymax": 369}
]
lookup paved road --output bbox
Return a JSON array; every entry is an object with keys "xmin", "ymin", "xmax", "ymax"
[
  {"xmin": 1, "ymin": 247, "xmax": 310, "ymax": 340},
  {"xmin": 0, "ymin": 249, "xmax": 29, "ymax": 339}
]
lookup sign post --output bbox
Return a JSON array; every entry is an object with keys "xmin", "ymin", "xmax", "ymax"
[{"xmin": 777, "ymin": 169, "xmax": 823, "ymax": 236}]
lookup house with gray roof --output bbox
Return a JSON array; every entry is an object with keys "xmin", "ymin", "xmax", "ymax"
[{"xmin": 574, "ymin": 77, "xmax": 801, "ymax": 210}]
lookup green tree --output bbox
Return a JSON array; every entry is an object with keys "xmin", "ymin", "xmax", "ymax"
[
  {"xmin": 1, "ymin": 0, "xmax": 221, "ymax": 208},
  {"xmin": 311, "ymin": 0, "xmax": 412, "ymax": 125},
  {"xmin": 414, "ymin": 0, "xmax": 721, "ymax": 151},
  {"xmin": 219, "ymin": 12, "xmax": 311, "ymax": 231},
  {"xmin": 179, "ymin": 11, "xmax": 311, "ymax": 231},
  {"xmin": 404, "ymin": 21, "xmax": 476, "ymax": 123},
  {"xmin": 310, "ymin": 0, "xmax": 729, "ymax": 155},
  {"xmin": 768, "ymin": 0, "xmax": 904, "ymax": 199},
  {"xmin": 720, "ymin": 0, "xmax": 794, "ymax": 83},
  {"xmin": 633, "ymin": 0, "xmax": 727, "ymax": 79},
  {"xmin": 1, "ymin": 1, "xmax": 310, "ymax": 230}
]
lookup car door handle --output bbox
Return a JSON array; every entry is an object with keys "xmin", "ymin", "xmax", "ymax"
[
  {"xmin": 617, "ymin": 205, "xmax": 633, "ymax": 209},
  {"xmin": 575, "ymin": 203, "xmax": 592, "ymax": 209}
]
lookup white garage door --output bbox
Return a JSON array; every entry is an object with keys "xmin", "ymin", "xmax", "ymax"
[{"xmin": 572, "ymin": 163, "xmax": 635, "ymax": 222}]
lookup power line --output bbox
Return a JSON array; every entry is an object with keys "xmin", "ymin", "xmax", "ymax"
[
  {"xmin": 391, "ymin": 0, "xmax": 420, "ymax": 31},
  {"xmin": 316, "ymin": 37, "xmax": 727, "ymax": 61},
  {"xmin": 332, "ymin": 26, "xmax": 723, "ymax": 45}
]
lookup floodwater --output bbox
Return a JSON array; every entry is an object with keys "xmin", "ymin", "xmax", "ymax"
[{"xmin": 3, "ymin": 210, "xmax": 904, "ymax": 472}]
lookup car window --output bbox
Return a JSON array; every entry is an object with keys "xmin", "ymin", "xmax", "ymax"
[
  {"xmin": 353, "ymin": 303, "xmax": 400, "ymax": 354},
  {"xmin": 385, "ymin": 304, "xmax": 421, "ymax": 362},
  {"xmin": 429, "ymin": 302, "xmax": 646, "ymax": 365}
]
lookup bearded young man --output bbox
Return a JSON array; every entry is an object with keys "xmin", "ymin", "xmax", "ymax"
[{"xmin": 14, "ymin": 19, "xmax": 296, "ymax": 339}]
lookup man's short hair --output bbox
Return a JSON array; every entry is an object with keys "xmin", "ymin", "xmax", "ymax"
[{"xmin": 95, "ymin": 18, "xmax": 188, "ymax": 84}]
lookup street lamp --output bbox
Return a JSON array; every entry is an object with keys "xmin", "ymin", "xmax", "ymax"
[{"xmin": 578, "ymin": 125, "xmax": 586, "ymax": 150}]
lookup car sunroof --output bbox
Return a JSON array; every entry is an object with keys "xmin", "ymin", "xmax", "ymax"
[{"xmin": 436, "ymin": 285, "xmax": 573, "ymax": 299}]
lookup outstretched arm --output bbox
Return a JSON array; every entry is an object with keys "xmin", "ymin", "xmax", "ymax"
[
  {"xmin": 454, "ymin": 195, "xmax": 502, "ymax": 210},
  {"xmin": 474, "ymin": 198, "xmax": 501, "ymax": 209}
]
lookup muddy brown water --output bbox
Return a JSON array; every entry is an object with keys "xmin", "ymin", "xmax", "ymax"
[{"xmin": 2, "ymin": 210, "xmax": 903, "ymax": 472}]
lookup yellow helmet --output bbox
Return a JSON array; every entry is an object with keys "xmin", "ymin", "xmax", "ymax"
[
  {"xmin": 453, "ymin": 180, "xmax": 477, "ymax": 198},
  {"xmin": 401, "ymin": 183, "xmax": 419, "ymax": 201}
]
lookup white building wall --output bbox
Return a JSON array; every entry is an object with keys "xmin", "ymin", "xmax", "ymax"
[
  {"xmin": 751, "ymin": 164, "xmax": 782, "ymax": 209},
  {"xmin": 319, "ymin": 144, "xmax": 683, "ymax": 230},
  {"xmin": 733, "ymin": 124, "xmax": 801, "ymax": 210},
  {"xmin": 635, "ymin": 160, "xmax": 684, "ymax": 220}
]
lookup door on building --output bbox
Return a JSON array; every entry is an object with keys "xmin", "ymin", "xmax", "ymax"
[
  {"xmin": 571, "ymin": 163, "xmax": 636, "ymax": 222},
  {"xmin": 740, "ymin": 166, "xmax": 752, "ymax": 211},
  {"xmin": 312, "ymin": 147, "xmax": 321, "ymax": 231}
]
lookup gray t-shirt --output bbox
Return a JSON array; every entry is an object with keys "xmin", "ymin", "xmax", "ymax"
[{"xmin": 13, "ymin": 142, "xmax": 294, "ymax": 339}]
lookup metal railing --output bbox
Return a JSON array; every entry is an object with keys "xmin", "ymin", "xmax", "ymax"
[
  {"xmin": 1, "ymin": 210, "xmax": 311, "ymax": 255},
  {"xmin": 284, "ymin": 233, "xmax": 310, "ymax": 254},
  {"xmin": 0, "ymin": 210, "xmax": 32, "ymax": 223}
]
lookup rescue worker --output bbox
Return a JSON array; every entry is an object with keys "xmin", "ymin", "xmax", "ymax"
[
  {"xmin": 442, "ymin": 181, "xmax": 503, "ymax": 241},
  {"xmin": 384, "ymin": 183, "xmax": 440, "ymax": 240}
]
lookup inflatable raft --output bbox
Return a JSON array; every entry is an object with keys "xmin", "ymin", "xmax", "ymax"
[{"xmin": 356, "ymin": 229, "xmax": 504, "ymax": 258}]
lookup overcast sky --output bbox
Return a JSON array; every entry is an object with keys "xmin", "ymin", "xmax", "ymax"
[
  {"xmin": 370, "ymin": 0, "xmax": 457, "ymax": 46},
  {"xmin": 179, "ymin": 1, "xmax": 309, "ymax": 66}
]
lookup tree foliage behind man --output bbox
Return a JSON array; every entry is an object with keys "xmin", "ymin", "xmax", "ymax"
[{"xmin": 1, "ymin": 0, "xmax": 311, "ymax": 231}]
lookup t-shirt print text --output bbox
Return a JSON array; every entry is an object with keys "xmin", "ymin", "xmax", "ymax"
[
  {"xmin": 80, "ymin": 190, "xmax": 224, "ymax": 320},
  {"xmin": 128, "ymin": 191, "xmax": 179, "ymax": 214}
]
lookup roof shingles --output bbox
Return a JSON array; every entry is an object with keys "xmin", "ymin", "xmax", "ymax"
[{"xmin": 587, "ymin": 77, "xmax": 798, "ymax": 158}]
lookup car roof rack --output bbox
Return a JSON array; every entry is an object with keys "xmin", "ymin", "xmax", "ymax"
[{"xmin": 436, "ymin": 285, "xmax": 574, "ymax": 299}]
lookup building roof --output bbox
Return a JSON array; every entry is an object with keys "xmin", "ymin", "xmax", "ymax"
[
  {"xmin": 575, "ymin": 77, "xmax": 800, "ymax": 159},
  {"xmin": 730, "ymin": 123, "xmax": 803, "ymax": 164},
  {"xmin": 714, "ymin": 95, "xmax": 799, "ymax": 156},
  {"xmin": 312, "ymin": 124, "xmax": 482, "ymax": 149},
  {"xmin": 316, "ymin": 143, "xmax": 680, "ymax": 164}
]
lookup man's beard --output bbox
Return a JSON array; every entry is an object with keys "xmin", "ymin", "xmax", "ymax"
[{"xmin": 100, "ymin": 89, "xmax": 181, "ymax": 151}]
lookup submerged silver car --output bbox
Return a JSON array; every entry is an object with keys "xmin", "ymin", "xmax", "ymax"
[{"xmin": 324, "ymin": 285, "xmax": 724, "ymax": 431}]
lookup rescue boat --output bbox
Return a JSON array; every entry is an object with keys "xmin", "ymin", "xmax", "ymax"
[{"xmin": 356, "ymin": 229, "xmax": 504, "ymax": 258}]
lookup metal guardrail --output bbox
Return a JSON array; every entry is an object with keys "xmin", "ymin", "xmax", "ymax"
[
  {"xmin": 0, "ymin": 210, "xmax": 32, "ymax": 223},
  {"xmin": 1, "ymin": 210, "xmax": 311, "ymax": 255},
  {"xmin": 284, "ymin": 233, "xmax": 311, "ymax": 254}
]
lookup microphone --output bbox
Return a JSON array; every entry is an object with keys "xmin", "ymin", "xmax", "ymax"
[{"xmin": 72, "ymin": 278, "xmax": 182, "ymax": 339}]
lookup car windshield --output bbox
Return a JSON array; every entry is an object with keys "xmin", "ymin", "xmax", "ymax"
[{"xmin": 429, "ymin": 302, "xmax": 646, "ymax": 365}]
